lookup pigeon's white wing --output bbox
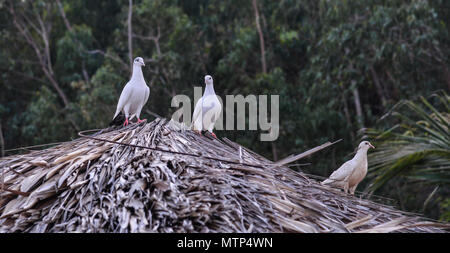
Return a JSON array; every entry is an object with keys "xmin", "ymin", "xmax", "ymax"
[
  {"xmin": 134, "ymin": 86, "xmax": 150, "ymax": 120},
  {"xmin": 191, "ymin": 97, "xmax": 203, "ymax": 131},
  {"xmin": 113, "ymin": 82, "xmax": 134, "ymax": 119},
  {"xmin": 143, "ymin": 86, "xmax": 150, "ymax": 105},
  {"xmin": 323, "ymin": 159, "xmax": 356, "ymax": 185},
  {"xmin": 206, "ymin": 97, "xmax": 222, "ymax": 132}
]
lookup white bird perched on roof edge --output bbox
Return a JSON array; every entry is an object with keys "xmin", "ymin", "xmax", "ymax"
[
  {"xmin": 111, "ymin": 57, "xmax": 150, "ymax": 126},
  {"xmin": 322, "ymin": 141, "xmax": 375, "ymax": 195},
  {"xmin": 191, "ymin": 75, "xmax": 222, "ymax": 138}
]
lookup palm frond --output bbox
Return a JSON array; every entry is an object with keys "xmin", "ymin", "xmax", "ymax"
[{"xmin": 365, "ymin": 92, "xmax": 450, "ymax": 194}]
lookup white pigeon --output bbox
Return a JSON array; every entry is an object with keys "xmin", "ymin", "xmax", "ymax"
[
  {"xmin": 191, "ymin": 75, "xmax": 222, "ymax": 138},
  {"xmin": 322, "ymin": 141, "xmax": 375, "ymax": 195},
  {"xmin": 112, "ymin": 57, "xmax": 149, "ymax": 126}
]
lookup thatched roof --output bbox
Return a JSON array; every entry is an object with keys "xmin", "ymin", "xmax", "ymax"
[{"xmin": 0, "ymin": 118, "xmax": 448, "ymax": 233}]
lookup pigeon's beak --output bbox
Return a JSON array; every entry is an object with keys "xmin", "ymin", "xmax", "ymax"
[
  {"xmin": 142, "ymin": 62, "xmax": 145, "ymax": 67},
  {"xmin": 369, "ymin": 143, "xmax": 375, "ymax": 149}
]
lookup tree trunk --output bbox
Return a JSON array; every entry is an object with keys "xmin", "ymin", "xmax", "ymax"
[
  {"xmin": 352, "ymin": 86, "xmax": 364, "ymax": 129},
  {"xmin": 252, "ymin": 0, "xmax": 267, "ymax": 74},
  {"xmin": 342, "ymin": 94, "xmax": 355, "ymax": 142},
  {"xmin": 42, "ymin": 67, "xmax": 70, "ymax": 108},
  {"xmin": 370, "ymin": 66, "xmax": 387, "ymax": 107},
  {"xmin": 271, "ymin": 142, "xmax": 278, "ymax": 162},
  {"xmin": 385, "ymin": 70, "xmax": 400, "ymax": 99},
  {"xmin": 56, "ymin": 0, "xmax": 72, "ymax": 31},
  {"xmin": 0, "ymin": 123, "xmax": 4, "ymax": 157},
  {"xmin": 128, "ymin": 0, "xmax": 133, "ymax": 71},
  {"xmin": 252, "ymin": 0, "xmax": 275, "ymax": 160},
  {"xmin": 442, "ymin": 63, "xmax": 450, "ymax": 92}
]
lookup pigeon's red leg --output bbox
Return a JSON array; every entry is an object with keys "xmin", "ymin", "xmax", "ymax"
[
  {"xmin": 137, "ymin": 118, "xmax": 146, "ymax": 124},
  {"xmin": 123, "ymin": 118, "xmax": 129, "ymax": 126},
  {"xmin": 211, "ymin": 132, "xmax": 217, "ymax": 138}
]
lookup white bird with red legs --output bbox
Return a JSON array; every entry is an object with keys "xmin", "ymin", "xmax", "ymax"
[
  {"xmin": 191, "ymin": 75, "xmax": 222, "ymax": 138},
  {"xmin": 322, "ymin": 141, "xmax": 375, "ymax": 195},
  {"xmin": 112, "ymin": 57, "xmax": 149, "ymax": 127}
]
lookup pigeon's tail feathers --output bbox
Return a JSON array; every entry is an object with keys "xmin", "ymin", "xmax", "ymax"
[
  {"xmin": 113, "ymin": 109, "xmax": 120, "ymax": 120},
  {"xmin": 191, "ymin": 98, "xmax": 203, "ymax": 131},
  {"xmin": 322, "ymin": 178, "xmax": 344, "ymax": 188},
  {"xmin": 109, "ymin": 111, "xmax": 126, "ymax": 126},
  {"xmin": 113, "ymin": 82, "xmax": 133, "ymax": 120},
  {"xmin": 321, "ymin": 179, "xmax": 332, "ymax": 185},
  {"xmin": 322, "ymin": 178, "xmax": 339, "ymax": 186}
]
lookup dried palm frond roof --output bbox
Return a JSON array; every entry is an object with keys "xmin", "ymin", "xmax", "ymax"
[{"xmin": 0, "ymin": 118, "xmax": 448, "ymax": 233}]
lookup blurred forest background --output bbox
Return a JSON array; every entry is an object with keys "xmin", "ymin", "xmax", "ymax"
[{"xmin": 0, "ymin": 0, "xmax": 449, "ymax": 221}]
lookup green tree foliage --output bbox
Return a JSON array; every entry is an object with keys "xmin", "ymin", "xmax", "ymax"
[
  {"xmin": 300, "ymin": 0, "xmax": 448, "ymax": 164},
  {"xmin": 0, "ymin": 0, "xmax": 449, "ymax": 219}
]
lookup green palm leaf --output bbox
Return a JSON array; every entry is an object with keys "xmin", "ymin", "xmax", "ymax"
[{"xmin": 365, "ymin": 91, "xmax": 450, "ymax": 194}]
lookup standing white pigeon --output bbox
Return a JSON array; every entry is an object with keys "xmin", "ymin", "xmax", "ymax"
[
  {"xmin": 112, "ymin": 57, "xmax": 149, "ymax": 126},
  {"xmin": 322, "ymin": 141, "xmax": 375, "ymax": 195},
  {"xmin": 191, "ymin": 75, "xmax": 222, "ymax": 138}
]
